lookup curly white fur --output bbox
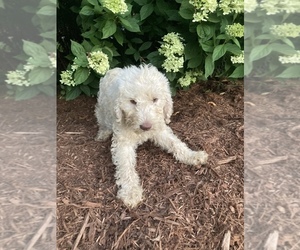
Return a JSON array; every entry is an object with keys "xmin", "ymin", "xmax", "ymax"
[{"xmin": 95, "ymin": 64, "xmax": 208, "ymax": 207}]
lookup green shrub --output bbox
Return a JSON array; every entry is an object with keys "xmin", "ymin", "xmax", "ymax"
[
  {"xmin": 245, "ymin": 1, "xmax": 300, "ymax": 78},
  {"xmin": 2, "ymin": 0, "xmax": 56, "ymax": 100},
  {"xmin": 58, "ymin": 0, "xmax": 244, "ymax": 100}
]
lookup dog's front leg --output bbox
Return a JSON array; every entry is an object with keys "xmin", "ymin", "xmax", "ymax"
[
  {"xmin": 111, "ymin": 133, "xmax": 143, "ymax": 207},
  {"xmin": 153, "ymin": 126, "xmax": 208, "ymax": 166}
]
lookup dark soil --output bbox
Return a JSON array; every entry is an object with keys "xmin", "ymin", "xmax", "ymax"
[{"xmin": 57, "ymin": 81, "xmax": 244, "ymax": 249}]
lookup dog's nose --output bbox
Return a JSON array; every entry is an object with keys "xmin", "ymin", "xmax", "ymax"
[{"xmin": 140, "ymin": 122, "xmax": 152, "ymax": 131}]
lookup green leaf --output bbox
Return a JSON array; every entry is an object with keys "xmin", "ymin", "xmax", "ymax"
[
  {"xmin": 37, "ymin": 85, "xmax": 55, "ymax": 96},
  {"xmin": 212, "ymin": 44, "xmax": 227, "ymax": 62},
  {"xmin": 114, "ymin": 28, "xmax": 124, "ymax": 45},
  {"xmin": 199, "ymin": 40, "xmax": 214, "ymax": 53},
  {"xmin": 37, "ymin": 5, "xmax": 56, "ymax": 16},
  {"xmin": 66, "ymin": 86, "xmax": 82, "ymax": 101},
  {"xmin": 102, "ymin": 19, "xmax": 117, "ymax": 39},
  {"xmin": 277, "ymin": 66, "xmax": 300, "ymax": 78},
  {"xmin": 80, "ymin": 6, "xmax": 94, "ymax": 16},
  {"xmin": 205, "ymin": 54, "xmax": 214, "ymax": 78},
  {"xmin": 74, "ymin": 67, "xmax": 90, "ymax": 84},
  {"xmin": 179, "ymin": 7, "xmax": 193, "ymax": 19},
  {"xmin": 270, "ymin": 43, "xmax": 296, "ymax": 56},
  {"xmin": 134, "ymin": 51, "xmax": 140, "ymax": 61},
  {"xmin": 188, "ymin": 57, "xmax": 201, "ymax": 68},
  {"xmin": 147, "ymin": 51, "xmax": 164, "ymax": 67},
  {"xmin": 28, "ymin": 68, "xmax": 53, "ymax": 85},
  {"xmin": 197, "ymin": 24, "xmax": 214, "ymax": 40},
  {"xmin": 249, "ymin": 44, "xmax": 272, "ymax": 62},
  {"xmin": 134, "ymin": 0, "xmax": 148, "ymax": 5},
  {"xmin": 0, "ymin": 0, "xmax": 4, "ymax": 8},
  {"xmin": 119, "ymin": 17, "xmax": 141, "ymax": 32},
  {"xmin": 80, "ymin": 85, "xmax": 91, "ymax": 96},
  {"xmin": 71, "ymin": 40, "xmax": 86, "ymax": 58},
  {"xmin": 23, "ymin": 40, "xmax": 47, "ymax": 58},
  {"xmin": 40, "ymin": 30, "xmax": 56, "ymax": 39},
  {"xmin": 102, "ymin": 46, "xmax": 114, "ymax": 59},
  {"xmin": 185, "ymin": 41, "xmax": 201, "ymax": 60},
  {"xmin": 15, "ymin": 87, "xmax": 40, "ymax": 101},
  {"xmin": 229, "ymin": 65, "xmax": 244, "ymax": 78},
  {"xmin": 88, "ymin": 0, "xmax": 98, "ymax": 6},
  {"xmin": 139, "ymin": 41, "xmax": 152, "ymax": 51},
  {"xmin": 74, "ymin": 56, "xmax": 89, "ymax": 67},
  {"xmin": 140, "ymin": 3, "xmax": 154, "ymax": 20},
  {"xmin": 226, "ymin": 44, "xmax": 242, "ymax": 55},
  {"xmin": 179, "ymin": 0, "xmax": 193, "ymax": 19}
]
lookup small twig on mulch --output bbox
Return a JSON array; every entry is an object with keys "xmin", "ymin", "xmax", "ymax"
[
  {"xmin": 72, "ymin": 212, "xmax": 90, "ymax": 250},
  {"xmin": 24, "ymin": 211, "xmax": 54, "ymax": 250},
  {"xmin": 264, "ymin": 230, "xmax": 279, "ymax": 250},
  {"xmin": 257, "ymin": 156, "xmax": 288, "ymax": 165},
  {"xmin": 112, "ymin": 219, "xmax": 140, "ymax": 250},
  {"xmin": 217, "ymin": 156, "xmax": 237, "ymax": 165},
  {"xmin": 222, "ymin": 230, "xmax": 231, "ymax": 250}
]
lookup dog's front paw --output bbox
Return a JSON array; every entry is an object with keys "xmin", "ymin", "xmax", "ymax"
[
  {"xmin": 95, "ymin": 129, "xmax": 112, "ymax": 141},
  {"xmin": 117, "ymin": 185, "xmax": 143, "ymax": 208},
  {"xmin": 191, "ymin": 150, "xmax": 208, "ymax": 165}
]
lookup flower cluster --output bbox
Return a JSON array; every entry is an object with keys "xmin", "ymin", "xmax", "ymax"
[
  {"xmin": 87, "ymin": 51, "xmax": 110, "ymax": 75},
  {"xmin": 260, "ymin": 0, "xmax": 300, "ymax": 15},
  {"xmin": 244, "ymin": 0, "xmax": 258, "ymax": 13},
  {"xmin": 231, "ymin": 51, "xmax": 244, "ymax": 64},
  {"xmin": 225, "ymin": 23, "xmax": 244, "ymax": 38},
  {"xmin": 5, "ymin": 70, "xmax": 30, "ymax": 86},
  {"xmin": 5, "ymin": 53, "xmax": 56, "ymax": 87},
  {"xmin": 158, "ymin": 33, "xmax": 185, "ymax": 72},
  {"xmin": 279, "ymin": 51, "xmax": 300, "ymax": 64},
  {"xmin": 60, "ymin": 70, "xmax": 76, "ymax": 86},
  {"xmin": 101, "ymin": 0, "xmax": 128, "ymax": 14},
  {"xmin": 49, "ymin": 52, "xmax": 56, "ymax": 68},
  {"xmin": 178, "ymin": 70, "xmax": 203, "ymax": 87},
  {"xmin": 189, "ymin": 0, "xmax": 218, "ymax": 22},
  {"xmin": 270, "ymin": 23, "xmax": 300, "ymax": 38},
  {"xmin": 219, "ymin": 0, "xmax": 244, "ymax": 15}
]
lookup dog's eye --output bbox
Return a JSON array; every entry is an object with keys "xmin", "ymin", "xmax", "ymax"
[
  {"xmin": 130, "ymin": 99, "xmax": 137, "ymax": 105},
  {"xmin": 153, "ymin": 98, "xmax": 158, "ymax": 103}
]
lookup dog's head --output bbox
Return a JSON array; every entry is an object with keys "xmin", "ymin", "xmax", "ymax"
[{"xmin": 114, "ymin": 64, "xmax": 173, "ymax": 132}]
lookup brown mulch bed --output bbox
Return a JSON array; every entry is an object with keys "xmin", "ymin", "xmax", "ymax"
[
  {"xmin": 245, "ymin": 80, "xmax": 300, "ymax": 249},
  {"xmin": 0, "ymin": 91, "xmax": 56, "ymax": 249},
  {"xmin": 57, "ymin": 81, "xmax": 244, "ymax": 250}
]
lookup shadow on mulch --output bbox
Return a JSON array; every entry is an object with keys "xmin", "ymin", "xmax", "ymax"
[{"xmin": 57, "ymin": 81, "xmax": 244, "ymax": 250}]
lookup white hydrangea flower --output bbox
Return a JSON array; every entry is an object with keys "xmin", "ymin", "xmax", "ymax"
[
  {"xmin": 219, "ymin": 0, "xmax": 244, "ymax": 15},
  {"xmin": 279, "ymin": 51, "xmax": 300, "ymax": 64},
  {"xmin": 23, "ymin": 59, "xmax": 35, "ymax": 72},
  {"xmin": 225, "ymin": 23, "xmax": 244, "ymax": 38},
  {"xmin": 162, "ymin": 55, "xmax": 184, "ymax": 73},
  {"xmin": 101, "ymin": 0, "xmax": 128, "ymax": 14},
  {"xmin": 178, "ymin": 70, "xmax": 203, "ymax": 87},
  {"xmin": 245, "ymin": 0, "xmax": 258, "ymax": 13},
  {"xmin": 231, "ymin": 51, "xmax": 244, "ymax": 64},
  {"xmin": 260, "ymin": 0, "xmax": 300, "ymax": 15},
  {"xmin": 5, "ymin": 70, "xmax": 30, "ymax": 86},
  {"xmin": 270, "ymin": 23, "xmax": 300, "ymax": 38},
  {"xmin": 189, "ymin": 0, "xmax": 218, "ymax": 22},
  {"xmin": 49, "ymin": 52, "xmax": 56, "ymax": 68},
  {"xmin": 158, "ymin": 33, "xmax": 185, "ymax": 72},
  {"xmin": 87, "ymin": 51, "xmax": 110, "ymax": 75},
  {"xmin": 71, "ymin": 61, "xmax": 79, "ymax": 71},
  {"xmin": 60, "ymin": 70, "xmax": 76, "ymax": 86}
]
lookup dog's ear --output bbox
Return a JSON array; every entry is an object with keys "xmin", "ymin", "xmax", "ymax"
[
  {"xmin": 115, "ymin": 100, "xmax": 123, "ymax": 123},
  {"xmin": 164, "ymin": 95, "xmax": 173, "ymax": 124}
]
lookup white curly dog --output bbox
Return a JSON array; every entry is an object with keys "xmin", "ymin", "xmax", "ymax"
[{"xmin": 95, "ymin": 64, "xmax": 208, "ymax": 207}]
